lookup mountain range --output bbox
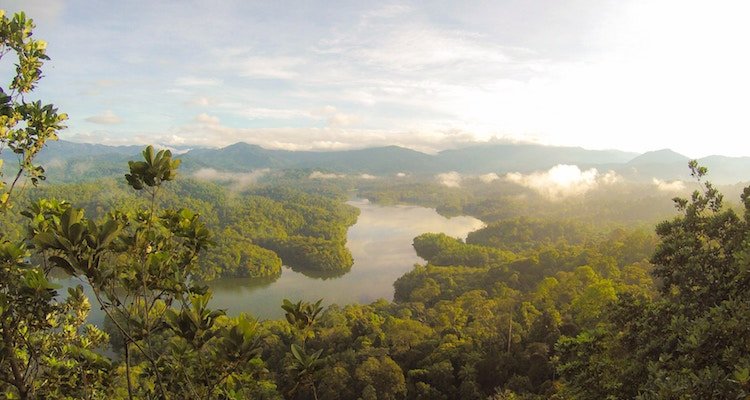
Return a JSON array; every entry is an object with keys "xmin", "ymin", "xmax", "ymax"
[{"xmin": 4, "ymin": 140, "xmax": 749, "ymax": 184}]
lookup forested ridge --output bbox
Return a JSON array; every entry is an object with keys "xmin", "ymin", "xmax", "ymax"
[{"xmin": 2, "ymin": 10, "xmax": 750, "ymax": 400}]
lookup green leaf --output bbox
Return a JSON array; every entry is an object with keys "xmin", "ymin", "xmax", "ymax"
[
  {"xmin": 97, "ymin": 219, "xmax": 121, "ymax": 248},
  {"xmin": 33, "ymin": 231, "xmax": 59, "ymax": 249},
  {"xmin": 291, "ymin": 343, "xmax": 303, "ymax": 363},
  {"xmin": 48, "ymin": 255, "xmax": 75, "ymax": 275},
  {"xmin": 733, "ymin": 367, "xmax": 750, "ymax": 384}
]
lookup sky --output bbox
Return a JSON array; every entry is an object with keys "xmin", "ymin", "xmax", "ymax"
[{"xmin": 3, "ymin": 0, "xmax": 750, "ymax": 157}]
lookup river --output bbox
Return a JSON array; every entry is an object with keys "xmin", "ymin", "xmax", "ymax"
[{"xmin": 60, "ymin": 199, "xmax": 484, "ymax": 322}]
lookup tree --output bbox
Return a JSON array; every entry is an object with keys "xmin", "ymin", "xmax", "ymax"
[
  {"xmin": 557, "ymin": 162, "xmax": 750, "ymax": 399},
  {"xmin": 354, "ymin": 356, "xmax": 406, "ymax": 400},
  {"xmin": 1, "ymin": 15, "xmax": 269, "ymax": 396},
  {"xmin": 0, "ymin": 11, "xmax": 67, "ymax": 210},
  {"xmin": 0, "ymin": 11, "xmax": 114, "ymax": 399},
  {"xmin": 281, "ymin": 299, "xmax": 325, "ymax": 400},
  {"xmin": 31, "ymin": 146, "xmax": 267, "ymax": 399}
]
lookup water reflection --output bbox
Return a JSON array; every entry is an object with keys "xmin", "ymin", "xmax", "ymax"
[
  {"xmin": 208, "ymin": 199, "xmax": 484, "ymax": 319},
  {"xmin": 206, "ymin": 275, "xmax": 278, "ymax": 293},
  {"xmin": 286, "ymin": 264, "xmax": 350, "ymax": 280},
  {"xmin": 55, "ymin": 200, "xmax": 485, "ymax": 322}
]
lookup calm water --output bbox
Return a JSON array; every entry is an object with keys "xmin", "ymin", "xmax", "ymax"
[{"xmin": 60, "ymin": 199, "xmax": 484, "ymax": 322}]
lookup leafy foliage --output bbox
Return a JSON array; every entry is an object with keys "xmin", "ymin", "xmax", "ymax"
[
  {"xmin": 557, "ymin": 163, "xmax": 750, "ymax": 399},
  {"xmin": 0, "ymin": 11, "xmax": 67, "ymax": 210},
  {"xmin": 0, "ymin": 12, "xmax": 111, "ymax": 400}
]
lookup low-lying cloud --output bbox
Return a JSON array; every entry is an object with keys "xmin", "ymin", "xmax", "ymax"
[
  {"xmin": 436, "ymin": 171, "xmax": 462, "ymax": 187},
  {"xmin": 193, "ymin": 168, "xmax": 269, "ymax": 190},
  {"xmin": 436, "ymin": 171, "xmax": 509, "ymax": 187},
  {"xmin": 479, "ymin": 173, "xmax": 500, "ymax": 183},
  {"xmin": 506, "ymin": 164, "xmax": 619, "ymax": 198},
  {"xmin": 652, "ymin": 178, "xmax": 685, "ymax": 191},
  {"xmin": 309, "ymin": 171, "xmax": 345, "ymax": 179},
  {"xmin": 600, "ymin": 170, "xmax": 621, "ymax": 185}
]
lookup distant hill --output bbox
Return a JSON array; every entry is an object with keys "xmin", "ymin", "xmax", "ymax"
[
  {"xmin": 181, "ymin": 143, "xmax": 438, "ymax": 174},
  {"xmin": 1, "ymin": 141, "xmax": 194, "ymax": 183},
  {"xmin": 626, "ymin": 149, "xmax": 691, "ymax": 166},
  {"xmin": 183, "ymin": 142, "xmax": 639, "ymax": 175},
  {"xmin": 617, "ymin": 150, "xmax": 750, "ymax": 184},
  {"xmin": 617, "ymin": 149, "xmax": 694, "ymax": 182},
  {"xmin": 4, "ymin": 140, "xmax": 749, "ymax": 184},
  {"xmin": 0, "ymin": 140, "xmax": 197, "ymax": 165},
  {"xmin": 694, "ymin": 155, "xmax": 750, "ymax": 184},
  {"xmin": 437, "ymin": 144, "xmax": 637, "ymax": 173}
]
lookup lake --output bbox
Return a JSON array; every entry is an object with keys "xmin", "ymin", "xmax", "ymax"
[{"xmin": 61, "ymin": 199, "xmax": 484, "ymax": 322}]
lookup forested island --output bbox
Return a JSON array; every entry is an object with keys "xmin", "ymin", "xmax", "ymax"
[{"xmin": 3, "ymin": 10, "xmax": 750, "ymax": 400}]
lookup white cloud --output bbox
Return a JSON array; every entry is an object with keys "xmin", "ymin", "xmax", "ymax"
[
  {"xmin": 362, "ymin": 4, "xmax": 413, "ymax": 20},
  {"xmin": 601, "ymin": 170, "xmax": 621, "ymax": 185},
  {"xmin": 326, "ymin": 25, "xmax": 509, "ymax": 74},
  {"xmin": 193, "ymin": 168, "xmax": 269, "ymax": 191},
  {"xmin": 652, "ymin": 178, "xmax": 685, "ymax": 192},
  {"xmin": 175, "ymin": 77, "xmax": 222, "ymax": 86},
  {"xmin": 238, "ymin": 56, "xmax": 303, "ymax": 79},
  {"xmin": 328, "ymin": 112, "xmax": 361, "ymax": 128},
  {"xmin": 214, "ymin": 53, "xmax": 304, "ymax": 80},
  {"xmin": 478, "ymin": 173, "xmax": 500, "ymax": 183},
  {"xmin": 359, "ymin": 174, "xmax": 377, "ymax": 180},
  {"xmin": 48, "ymin": 2, "xmax": 750, "ymax": 158},
  {"xmin": 186, "ymin": 96, "xmax": 213, "ymax": 106},
  {"xmin": 195, "ymin": 113, "xmax": 220, "ymax": 125},
  {"xmin": 396, "ymin": 172, "xmax": 407, "ymax": 178},
  {"xmin": 71, "ymin": 116, "xmax": 483, "ymax": 152},
  {"xmin": 505, "ymin": 164, "xmax": 619, "ymax": 198},
  {"xmin": 311, "ymin": 105, "xmax": 361, "ymax": 127},
  {"xmin": 309, "ymin": 171, "xmax": 345, "ymax": 179},
  {"xmin": 85, "ymin": 110, "xmax": 122, "ymax": 125},
  {"xmin": 154, "ymin": 144, "xmax": 191, "ymax": 155},
  {"xmin": 236, "ymin": 107, "xmax": 310, "ymax": 120},
  {"xmin": 436, "ymin": 171, "xmax": 462, "ymax": 188}
]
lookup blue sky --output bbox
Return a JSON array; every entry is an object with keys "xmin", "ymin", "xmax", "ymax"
[{"xmin": 3, "ymin": 0, "xmax": 750, "ymax": 156}]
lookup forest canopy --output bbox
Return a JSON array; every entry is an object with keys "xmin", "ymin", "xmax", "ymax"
[{"xmin": 2, "ymin": 9, "xmax": 750, "ymax": 400}]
